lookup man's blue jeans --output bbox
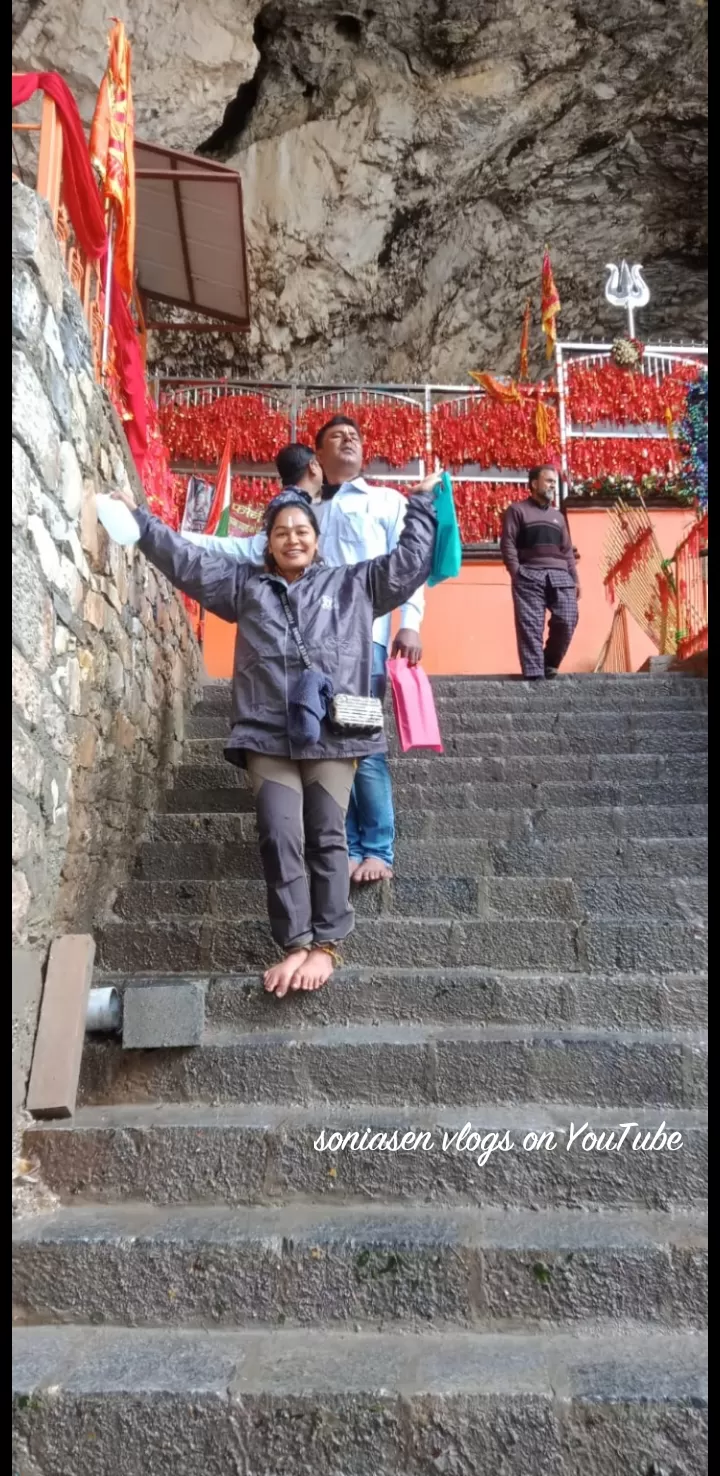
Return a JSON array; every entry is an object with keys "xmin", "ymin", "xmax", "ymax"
[{"xmin": 346, "ymin": 642, "xmax": 395, "ymax": 868}]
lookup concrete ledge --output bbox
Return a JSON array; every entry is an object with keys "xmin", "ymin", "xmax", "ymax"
[
  {"xmin": 122, "ymin": 982, "xmax": 204, "ymax": 1049},
  {"xmin": 27, "ymin": 935, "xmax": 95, "ymax": 1120}
]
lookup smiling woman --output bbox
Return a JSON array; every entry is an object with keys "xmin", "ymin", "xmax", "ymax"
[
  {"xmin": 107, "ymin": 476, "xmax": 438, "ymax": 996},
  {"xmin": 264, "ymin": 497, "xmax": 321, "ymax": 579}
]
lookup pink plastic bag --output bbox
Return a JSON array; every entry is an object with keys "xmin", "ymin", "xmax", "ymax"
[{"xmin": 387, "ymin": 658, "xmax": 444, "ymax": 753}]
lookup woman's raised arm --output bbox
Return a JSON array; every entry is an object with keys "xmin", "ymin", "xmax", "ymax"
[
  {"xmin": 363, "ymin": 475, "xmax": 439, "ymax": 619},
  {"xmin": 110, "ymin": 490, "xmax": 245, "ymax": 623}
]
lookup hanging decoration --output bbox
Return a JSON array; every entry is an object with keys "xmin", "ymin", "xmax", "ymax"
[
  {"xmin": 677, "ymin": 371, "xmax": 708, "ymax": 512},
  {"xmin": 600, "ymin": 500, "xmax": 676, "ymax": 655},
  {"xmin": 567, "ymin": 358, "xmax": 698, "ymax": 427},
  {"xmin": 432, "ymin": 392, "xmax": 560, "ymax": 468},
  {"xmin": 159, "ymin": 394, "xmax": 291, "ymax": 465},
  {"xmin": 568, "ymin": 435, "xmax": 679, "ymax": 487},
  {"xmin": 610, "ymin": 338, "xmax": 644, "ymax": 370},
  {"xmin": 141, "ymin": 392, "xmax": 176, "ymax": 524},
  {"xmin": 541, "ymin": 248, "xmax": 560, "ymax": 360},
  {"xmin": 297, "ymin": 400, "xmax": 424, "ymax": 466}
]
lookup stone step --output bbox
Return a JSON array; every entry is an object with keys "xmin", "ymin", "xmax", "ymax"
[
  {"xmin": 176, "ymin": 744, "xmax": 706, "ymax": 786},
  {"xmin": 163, "ymin": 775, "xmax": 708, "ymax": 814},
  {"xmin": 113, "ymin": 876, "xmax": 708, "ymax": 924},
  {"xmin": 77, "ymin": 1022, "xmax": 708, "ymax": 1111},
  {"xmin": 24, "ymin": 1102, "xmax": 708, "ymax": 1209},
  {"xmin": 99, "ymin": 968, "xmax": 707, "ymax": 1034},
  {"xmin": 187, "ymin": 706, "xmax": 709, "ymax": 741},
  {"xmin": 12, "ymin": 1323, "xmax": 708, "ymax": 1476},
  {"xmin": 145, "ymin": 807, "xmax": 709, "ymax": 852},
  {"xmin": 133, "ymin": 832, "xmax": 709, "ymax": 884},
  {"xmin": 430, "ymin": 728, "xmax": 708, "ymax": 757},
  {"xmin": 95, "ymin": 913, "xmax": 708, "ymax": 974},
  {"xmin": 193, "ymin": 674, "xmax": 707, "ymax": 712},
  {"xmin": 12, "ymin": 1203, "xmax": 707, "ymax": 1331}
]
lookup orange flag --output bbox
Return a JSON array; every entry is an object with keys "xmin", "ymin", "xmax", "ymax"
[
  {"xmin": 89, "ymin": 19, "xmax": 136, "ymax": 298},
  {"xmin": 469, "ymin": 372, "xmax": 522, "ymax": 404},
  {"xmin": 541, "ymin": 248, "xmax": 560, "ymax": 361},
  {"xmin": 519, "ymin": 299, "xmax": 531, "ymax": 380}
]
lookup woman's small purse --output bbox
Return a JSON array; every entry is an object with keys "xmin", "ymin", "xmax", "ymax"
[
  {"xmin": 278, "ymin": 588, "xmax": 384, "ymax": 738},
  {"xmin": 327, "ymin": 693, "xmax": 384, "ymax": 737}
]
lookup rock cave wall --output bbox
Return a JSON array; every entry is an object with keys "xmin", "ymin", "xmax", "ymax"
[{"xmin": 13, "ymin": 2, "xmax": 707, "ymax": 382}]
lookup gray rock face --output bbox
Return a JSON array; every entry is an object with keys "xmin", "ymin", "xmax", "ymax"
[{"xmin": 14, "ymin": 1, "xmax": 707, "ymax": 382}]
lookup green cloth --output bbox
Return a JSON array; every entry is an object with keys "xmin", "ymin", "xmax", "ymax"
[{"xmin": 428, "ymin": 471, "xmax": 462, "ymax": 587}]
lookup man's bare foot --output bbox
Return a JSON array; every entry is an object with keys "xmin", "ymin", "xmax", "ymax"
[
  {"xmin": 263, "ymin": 949, "xmax": 309, "ymax": 998},
  {"xmin": 292, "ymin": 947, "xmax": 336, "ymax": 992},
  {"xmin": 352, "ymin": 857, "xmax": 393, "ymax": 884},
  {"xmin": 349, "ymin": 857, "xmax": 362, "ymax": 881}
]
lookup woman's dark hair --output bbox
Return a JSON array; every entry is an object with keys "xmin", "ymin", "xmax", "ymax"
[
  {"xmin": 315, "ymin": 414, "xmax": 361, "ymax": 450},
  {"xmin": 263, "ymin": 493, "xmax": 320, "ymax": 572},
  {"xmin": 275, "ymin": 443, "xmax": 317, "ymax": 487}
]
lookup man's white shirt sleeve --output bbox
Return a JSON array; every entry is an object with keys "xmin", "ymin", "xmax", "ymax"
[{"xmin": 182, "ymin": 531, "xmax": 267, "ymax": 562}]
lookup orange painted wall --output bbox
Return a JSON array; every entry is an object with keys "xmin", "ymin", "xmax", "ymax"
[{"xmin": 202, "ymin": 507, "xmax": 696, "ymax": 678}]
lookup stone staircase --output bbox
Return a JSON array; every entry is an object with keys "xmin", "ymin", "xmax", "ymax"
[{"xmin": 13, "ymin": 674, "xmax": 708, "ymax": 1475}]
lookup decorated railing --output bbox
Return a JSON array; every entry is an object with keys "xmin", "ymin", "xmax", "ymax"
[
  {"xmin": 156, "ymin": 354, "xmax": 707, "ymax": 546},
  {"xmin": 674, "ymin": 514, "xmax": 708, "ymax": 660},
  {"xmin": 556, "ymin": 341, "xmax": 708, "ymax": 501},
  {"xmin": 596, "ymin": 501, "xmax": 708, "ymax": 671}
]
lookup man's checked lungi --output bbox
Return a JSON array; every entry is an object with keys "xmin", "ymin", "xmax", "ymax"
[{"xmin": 512, "ymin": 568, "xmax": 579, "ymax": 680}]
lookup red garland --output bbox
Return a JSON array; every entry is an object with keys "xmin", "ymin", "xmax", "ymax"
[
  {"xmin": 159, "ymin": 395, "xmax": 291, "ymax": 464},
  {"xmin": 142, "ymin": 393, "xmax": 177, "ymax": 525},
  {"xmin": 297, "ymin": 401, "xmax": 424, "ymax": 466},
  {"xmin": 431, "ymin": 396, "xmax": 561, "ymax": 469},
  {"xmin": 567, "ymin": 360, "xmax": 699, "ymax": 427},
  {"xmin": 568, "ymin": 437, "xmax": 679, "ymax": 484}
]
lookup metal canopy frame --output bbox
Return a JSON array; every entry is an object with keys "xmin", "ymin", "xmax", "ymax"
[{"xmin": 134, "ymin": 139, "xmax": 250, "ymax": 334}]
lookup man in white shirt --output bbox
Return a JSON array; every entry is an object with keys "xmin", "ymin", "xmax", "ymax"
[{"xmin": 182, "ymin": 416, "xmax": 428, "ymax": 884}]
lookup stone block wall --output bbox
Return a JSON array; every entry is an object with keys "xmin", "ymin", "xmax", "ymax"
[{"xmin": 12, "ymin": 180, "xmax": 201, "ymax": 959}]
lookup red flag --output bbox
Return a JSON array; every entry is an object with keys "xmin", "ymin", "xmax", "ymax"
[
  {"xmin": 519, "ymin": 299, "xmax": 531, "ymax": 380},
  {"xmin": 541, "ymin": 249, "xmax": 560, "ymax": 361},
  {"xmin": 89, "ymin": 20, "xmax": 136, "ymax": 299}
]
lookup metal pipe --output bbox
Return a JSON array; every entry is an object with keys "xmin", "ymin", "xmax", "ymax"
[
  {"xmin": 86, "ymin": 987, "xmax": 122, "ymax": 1034},
  {"xmin": 100, "ymin": 206, "xmax": 116, "ymax": 376}
]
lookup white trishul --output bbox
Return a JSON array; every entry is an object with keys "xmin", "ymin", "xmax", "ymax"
[{"xmin": 604, "ymin": 260, "xmax": 650, "ymax": 338}]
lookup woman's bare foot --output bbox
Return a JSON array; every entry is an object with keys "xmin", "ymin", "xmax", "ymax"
[
  {"xmin": 292, "ymin": 947, "xmax": 336, "ymax": 992},
  {"xmin": 263, "ymin": 949, "xmax": 309, "ymax": 998},
  {"xmin": 352, "ymin": 857, "xmax": 393, "ymax": 884},
  {"xmin": 349, "ymin": 857, "xmax": 362, "ymax": 881}
]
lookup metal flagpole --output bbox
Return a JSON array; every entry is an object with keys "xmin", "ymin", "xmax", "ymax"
[{"xmin": 101, "ymin": 203, "xmax": 116, "ymax": 377}]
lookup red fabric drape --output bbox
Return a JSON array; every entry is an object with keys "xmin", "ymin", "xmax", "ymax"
[{"xmin": 12, "ymin": 72, "xmax": 147, "ymax": 473}]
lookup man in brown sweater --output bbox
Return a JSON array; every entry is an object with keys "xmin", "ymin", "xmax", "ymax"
[{"xmin": 500, "ymin": 465, "xmax": 580, "ymax": 680}]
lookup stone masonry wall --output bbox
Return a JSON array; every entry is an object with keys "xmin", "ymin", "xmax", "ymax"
[{"xmin": 12, "ymin": 181, "xmax": 201, "ymax": 971}]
